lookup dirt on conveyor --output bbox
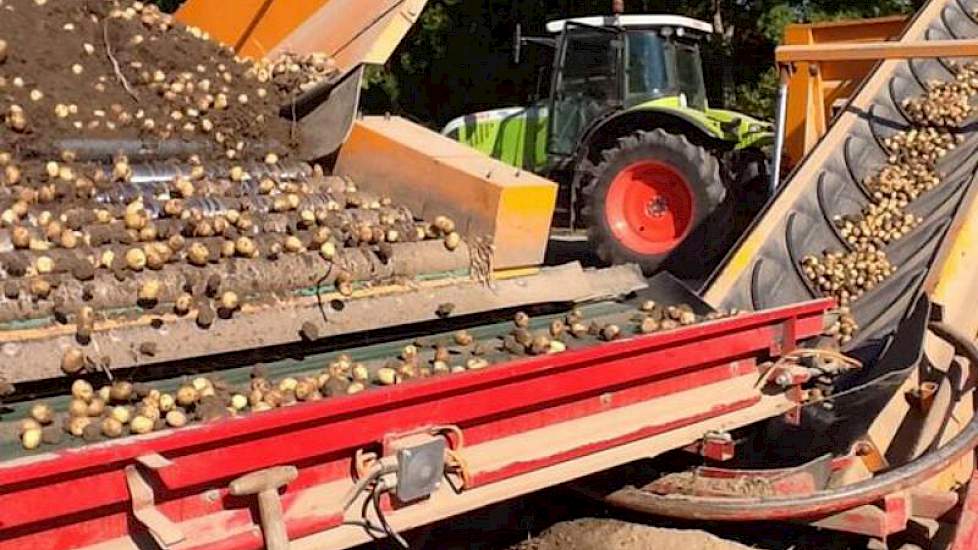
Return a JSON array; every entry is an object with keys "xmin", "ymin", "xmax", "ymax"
[{"xmin": 0, "ymin": 0, "xmax": 333, "ymax": 161}]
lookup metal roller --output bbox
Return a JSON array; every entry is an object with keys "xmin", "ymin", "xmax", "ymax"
[{"xmin": 0, "ymin": 239, "xmax": 470, "ymax": 324}]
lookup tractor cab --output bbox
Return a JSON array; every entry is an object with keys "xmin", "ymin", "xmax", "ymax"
[{"xmin": 541, "ymin": 15, "xmax": 713, "ymax": 159}]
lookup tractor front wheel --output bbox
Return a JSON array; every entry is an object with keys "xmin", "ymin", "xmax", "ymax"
[{"xmin": 583, "ymin": 129, "xmax": 725, "ymax": 275}]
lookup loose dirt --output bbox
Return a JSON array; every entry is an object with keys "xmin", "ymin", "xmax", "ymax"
[
  {"xmin": 0, "ymin": 0, "xmax": 334, "ymax": 162},
  {"xmin": 0, "ymin": 0, "xmax": 471, "ymax": 404},
  {"xmin": 512, "ymin": 518, "xmax": 757, "ymax": 550},
  {"xmin": 650, "ymin": 470, "xmax": 776, "ymax": 497}
]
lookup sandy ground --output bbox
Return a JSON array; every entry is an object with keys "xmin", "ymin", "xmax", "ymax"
[
  {"xmin": 511, "ymin": 518, "xmax": 756, "ymax": 550},
  {"xmin": 349, "ymin": 486, "xmax": 873, "ymax": 550}
]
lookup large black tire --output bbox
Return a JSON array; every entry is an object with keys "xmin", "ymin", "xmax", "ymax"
[{"xmin": 582, "ymin": 129, "xmax": 724, "ymax": 275}]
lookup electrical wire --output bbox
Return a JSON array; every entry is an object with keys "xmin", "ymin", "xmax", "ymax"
[
  {"xmin": 342, "ymin": 459, "xmax": 410, "ymax": 546},
  {"xmin": 372, "ymin": 479, "xmax": 410, "ymax": 549},
  {"xmin": 340, "ymin": 462, "xmax": 396, "ymax": 512},
  {"xmin": 342, "ymin": 519, "xmax": 389, "ymax": 540}
]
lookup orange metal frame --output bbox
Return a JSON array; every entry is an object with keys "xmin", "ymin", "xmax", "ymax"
[
  {"xmin": 778, "ymin": 17, "xmax": 978, "ymax": 165},
  {"xmin": 779, "ymin": 16, "xmax": 909, "ymax": 166}
]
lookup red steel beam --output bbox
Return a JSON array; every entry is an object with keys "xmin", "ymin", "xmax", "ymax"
[{"xmin": 0, "ymin": 299, "xmax": 830, "ymax": 550}]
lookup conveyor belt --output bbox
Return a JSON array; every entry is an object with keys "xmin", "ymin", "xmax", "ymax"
[
  {"xmin": 705, "ymin": 0, "xmax": 978, "ymax": 353},
  {"xmin": 0, "ymin": 299, "xmax": 636, "ymax": 460}
]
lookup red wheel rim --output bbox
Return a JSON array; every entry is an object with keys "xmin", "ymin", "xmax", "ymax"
[{"xmin": 604, "ymin": 160, "xmax": 694, "ymax": 255}]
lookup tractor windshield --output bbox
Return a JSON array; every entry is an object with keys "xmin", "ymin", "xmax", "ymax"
[{"xmin": 625, "ymin": 31, "xmax": 668, "ymax": 105}]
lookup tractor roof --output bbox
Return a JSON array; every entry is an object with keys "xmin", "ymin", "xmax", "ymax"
[{"xmin": 545, "ymin": 15, "xmax": 713, "ymax": 35}]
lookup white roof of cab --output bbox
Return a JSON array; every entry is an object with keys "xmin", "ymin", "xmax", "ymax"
[{"xmin": 546, "ymin": 15, "xmax": 713, "ymax": 34}]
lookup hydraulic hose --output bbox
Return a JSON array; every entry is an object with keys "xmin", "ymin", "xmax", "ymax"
[{"xmin": 603, "ymin": 321, "xmax": 978, "ymax": 521}]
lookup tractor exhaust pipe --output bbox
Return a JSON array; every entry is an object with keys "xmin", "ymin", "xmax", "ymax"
[{"xmin": 770, "ymin": 64, "xmax": 791, "ymax": 193}]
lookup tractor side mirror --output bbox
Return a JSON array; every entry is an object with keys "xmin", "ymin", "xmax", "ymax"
[{"xmin": 514, "ymin": 23, "xmax": 523, "ymax": 64}]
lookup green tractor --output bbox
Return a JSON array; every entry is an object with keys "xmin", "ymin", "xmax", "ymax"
[{"xmin": 443, "ymin": 14, "xmax": 773, "ymax": 276}]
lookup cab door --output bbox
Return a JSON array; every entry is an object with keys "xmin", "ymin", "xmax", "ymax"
[{"xmin": 548, "ymin": 23, "xmax": 623, "ymax": 158}]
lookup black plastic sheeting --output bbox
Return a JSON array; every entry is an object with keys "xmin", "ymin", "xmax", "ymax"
[{"xmin": 639, "ymin": 271, "xmax": 717, "ymax": 316}]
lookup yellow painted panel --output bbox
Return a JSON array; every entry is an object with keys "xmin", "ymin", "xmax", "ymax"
[
  {"xmin": 335, "ymin": 117, "xmax": 557, "ymax": 269},
  {"xmin": 497, "ymin": 185, "xmax": 556, "ymax": 269}
]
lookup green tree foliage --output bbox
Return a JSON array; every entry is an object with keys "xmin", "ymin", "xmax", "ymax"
[
  {"xmin": 149, "ymin": 0, "xmax": 918, "ymax": 123},
  {"xmin": 364, "ymin": 0, "xmax": 919, "ymax": 125}
]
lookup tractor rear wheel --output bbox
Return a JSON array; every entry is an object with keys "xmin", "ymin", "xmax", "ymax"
[{"xmin": 583, "ymin": 129, "xmax": 725, "ymax": 275}]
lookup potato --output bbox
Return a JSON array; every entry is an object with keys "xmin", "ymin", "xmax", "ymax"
[
  {"xmin": 101, "ymin": 417, "xmax": 124, "ymax": 438},
  {"xmin": 444, "ymin": 232, "xmax": 461, "ymax": 251},
  {"xmin": 191, "ymin": 377, "xmax": 212, "ymax": 392},
  {"xmin": 176, "ymin": 385, "xmax": 199, "ymax": 407},
  {"xmin": 159, "ymin": 393, "xmax": 175, "ymax": 412},
  {"xmin": 30, "ymin": 403, "xmax": 54, "ymax": 424},
  {"xmin": 230, "ymin": 394, "xmax": 248, "ymax": 411},
  {"xmin": 68, "ymin": 398, "xmax": 89, "ymax": 417},
  {"xmin": 169, "ymin": 292, "xmax": 192, "ymax": 317},
  {"xmin": 68, "ymin": 416, "xmax": 93, "ymax": 437},
  {"xmin": 187, "ymin": 242, "xmax": 210, "ymax": 266},
  {"xmin": 110, "ymin": 381, "xmax": 134, "ymax": 402},
  {"xmin": 138, "ymin": 279, "xmax": 162, "ymax": 304},
  {"xmin": 111, "ymin": 406, "xmax": 132, "ymax": 425},
  {"xmin": 219, "ymin": 291, "xmax": 239, "ymax": 312},
  {"xmin": 130, "ymin": 415, "xmax": 154, "ymax": 434},
  {"xmin": 22, "ymin": 428, "xmax": 42, "ymax": 450},
  {"xmin": 11, "ymin": 226, "xmax": 30, "ymax": 249},
  {"xmin": 277, "ymin": 377, "xmax": 298, "ymax": 393},
  {"xmin": 86, "ymin": 397, "xmax": 106, "ymax": 417},
  {"xmin": 19, "ymin": 418, "xmax": 41, "ymax": 434},
  {"xmin": 376, "ymin": 367, "xmax": 399, "ymax": 386},
  {"xmin": 166, "ymin": 409, "xmax": 188, "ymax": 428},
  {"xmin": 125, "ymin": 248, "xmax": 147, "ymax": 271},
  {"xmin": 453, "ymin": 330, "xmax": 474, "ymax": 346},
  {"xmin": 319, "ymin": 241, "xmax": 336, "ymax": 260}
]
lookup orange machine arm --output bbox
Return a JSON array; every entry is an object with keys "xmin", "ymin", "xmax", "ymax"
[{"xmin": 175, "ymin": 0, "xmax": 427, "ymax": 71}]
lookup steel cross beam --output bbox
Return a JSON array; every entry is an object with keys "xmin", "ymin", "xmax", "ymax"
[{"xmin": 775, "ymin": 39, "xmax": 978, "ymax": 63}]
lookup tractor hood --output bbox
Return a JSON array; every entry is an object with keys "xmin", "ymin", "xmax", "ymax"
[{"xmin": 175, "ymin": 0, "xmax": 428, "ymax": 73}]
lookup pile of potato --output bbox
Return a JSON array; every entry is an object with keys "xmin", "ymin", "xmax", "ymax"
[{"xmin": 802, "ymin": 62, "xmax": 978, "ymax": 343}]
